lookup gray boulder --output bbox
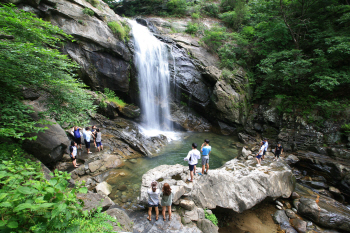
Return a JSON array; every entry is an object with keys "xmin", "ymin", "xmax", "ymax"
[
  {"xmin": 196, "ymin": 219, "xmax": 218, "ymax": 233},
  {"xmin": 105, "ymin": 208, "xmax": 133, "ymax": 232},
  {"xmin": 22, "ymin": 105, "xmax": 69, "ymax": 166},
  {"xmin": 273, "ymin": 210, "xmax": 298, "ymax": 233},
  {"xmin": 77, "ymin": 193, "xmax": 114, "ymax": 212}
]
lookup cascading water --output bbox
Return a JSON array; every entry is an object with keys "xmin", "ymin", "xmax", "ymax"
[{"xmin": 130, "ymin": 20, "xmax": 173, "ymax": 132}]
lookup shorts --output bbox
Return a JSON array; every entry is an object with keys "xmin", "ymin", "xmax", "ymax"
[
  {"xmin": 74, "ymin": 137, "xmax": 82, "ymax": 145},
  {"xmin": 148, "ymin": 203, "xmax": 159, "ymax": 208},
  {"xmin": 70, "ymin": 156, "xmax": 76, "ymax": 161},
  {"xmin": 275, "ymin": 153, "xmax": 280, "ymax": 157},
  {"xmin": 189, "ymin": 164, "xmax": 195, "ymax": 171},
  {"xmin": 85, "ymin": 140, "xmax": 90, "ymax": 149},
  {"xmin": 263, "ymin": 150, "xmax": 266, "ymax": 155},
  {"xmin": 96, "ymin": 141, "xmax": 102, "ymax": 147},
  {"xmin": 202, "ymin": 156, "xmax": 209, "ymax": 165},
  {"xmin": 256, "ymin": 154, "xmax": 262, "ymax": 159}
]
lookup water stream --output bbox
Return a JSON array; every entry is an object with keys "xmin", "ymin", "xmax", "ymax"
[{"xmin": 130, "ymin": 20, "xmax": 173, "ymax": 131}]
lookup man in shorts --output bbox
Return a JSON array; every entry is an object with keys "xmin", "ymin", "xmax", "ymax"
[
  {"xmin": 256, "ymin": 141, "xmax": 265, "ymax": 167},
  {"xmin": 184, "ymin": 143, "xmax": 200, "ymax": 182},
  {"xmin": 262, "ymin": 138, "xmax": 268, "ymax": 160},
  {"xmin": 71, "ymin": 126, "xmax": 83, "ymax": 149},
  {"xmin": 274, "ymin": 142, "xmax": 283, "ymax": 161},
  {"xmin": 83, "ymin": 127, "xmax": 92, "ymax": 154},
  {"xmin": 201, "ymin": 139, "xmax": 211, "ymax": 175}
]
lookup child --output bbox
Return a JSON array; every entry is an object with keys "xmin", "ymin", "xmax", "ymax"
[
  {"xmin": 160, "ymin": 183, "xmax": 174, "ymax": 221},
  {"xmin": 95, "ymin": 128, "xmax": 103, "ymax": 152},
  {"xmin": 91, "ymin": 125, "xmax": 97, "ymax": 148},
  {"xmin": 69, "ymin": 141, "xmax": 79, "ymax": 168},
  {"xmin": 201, "ymin": 139, "xmax": 211, "ymax": 175},
  {"xmin": 147, "ymin": 181, "xmax": 160, "ymax": 221},
  {"xmin": 274, "ymin": 142, "xmax": 283, "ymax": 161}
]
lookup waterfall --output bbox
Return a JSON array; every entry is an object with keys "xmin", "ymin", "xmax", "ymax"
[{"xmin": 130, "ymin": 20, "xmax": 173, "ymax": 132}]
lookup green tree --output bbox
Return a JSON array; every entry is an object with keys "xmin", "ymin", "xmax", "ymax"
[{"xmin": 0, "ymin": 4, "xmax": 95, "ymax": 140}]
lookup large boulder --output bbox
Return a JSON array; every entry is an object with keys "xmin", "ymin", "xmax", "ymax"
[
  {"xmin": 22, "ymin": 105, "xmax": 69, "ymax": 166},
  {"xmin": 191, "ymin": 159, "xmax": 295, "ymax": 212},
  {"xmin": 139, "ymin": 157, "xmax": 295, "ymax": 213}
]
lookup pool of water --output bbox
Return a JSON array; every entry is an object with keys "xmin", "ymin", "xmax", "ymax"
[{"xmin": 106, "ymin": 131, "xmax": 240, "ymax": 209}]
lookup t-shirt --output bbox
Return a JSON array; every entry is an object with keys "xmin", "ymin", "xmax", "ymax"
[
  {"xmin": 202, "ymin": 145, "xmax": 211, "ymax": 156},
  {"xmin": 83, "ymin": 129, "xmax": 92, "ymax": 142},
  {"xmin": 147, "ymin": 188, "xmax": 160, "ymax": 205},
  {"xmin": 74, "ymin": 129, "xmax": 81, "ymax": 139},
  {"xmin": 69, "ymin": 146, "xmax": 77, "ymax": 158},
  {"xmin": 275, "ymin": 145, "xmax": 283, "ymax": 154},
  {"xmin": 95, "ymin": 132, "xmax": 101, "ymax": 142},
  {"xmin": 264, "ymin": 141, "xmax": 268, "ymax": 151},
  {"xmin": 160, "ymin": 192, "xmax": 174, "ymax": 207},
  {"xmin": 184, "ymin": 149, "xmax": 201, "ymax": 165},
  {"xmin": 259, "ymin": 145, "xmax": 265, "ymax": 155}
]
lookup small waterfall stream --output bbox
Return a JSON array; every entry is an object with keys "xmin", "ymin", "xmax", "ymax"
[{"xmin": 130, "ymin": 21, "xmax": 173, "ymax": 132}]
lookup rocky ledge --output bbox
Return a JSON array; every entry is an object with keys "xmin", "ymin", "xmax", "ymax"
[{"xmin": 139, "ymin": 153, "xmax": 295, "ymax": 213}]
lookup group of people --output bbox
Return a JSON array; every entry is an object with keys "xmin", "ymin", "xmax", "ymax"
[
  {"xmin": 146, "ymin": 139, "xmax": 212, "ymax": 221},
  {"xmin": 184, "ymin": 139, "xmax": 212, "ymax": 182},
  {"xmin": 256, "ymin": 138, "xmax": 284, "ymax": 167},
  {"xmin": 69, "ymin": 126, "xmax": 104, "ymax": 167}
]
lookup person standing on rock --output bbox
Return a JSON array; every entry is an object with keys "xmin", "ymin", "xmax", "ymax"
[
  {"xmin": 69, "ymin": 141, "xmax": 79, "ymax": 168},
  {"xmin": 72, "ymin": 126, "xmax": 83, "ymax": 150},
  {"xmin": 95, "ymin": 128, "xmax": 103, "ymax": 152},
  {"xmin": 83, "ymin": 127, "xmax": 92, "ymax": 154},
  {"xmin": 184, "ymin": 143, "xmax": 201, "ymax": 182},
  {"xmin": 262, "ymin": 138, "xmax": 268, "ymax": 160},
  {"xmin": 147, "ymin": 181, "xmax": 160, "ymax": 221},
  {"xmin": 91, "ymin": 125, "xmax": 97, "ymax": 148},
  {"xmin": 160, "ymin": 183, "xmax": 174, "ymax": 221},
  {"xmin": 274, "ymin": 142, "xmax": 283, "ymax": 161},
  {"xmin": 201, "ymin": 139, "xmax": 211, "ymax": 175},
  {"xmin": 256, "ymin": 141, "xmax": 265, "ymax": 167}
]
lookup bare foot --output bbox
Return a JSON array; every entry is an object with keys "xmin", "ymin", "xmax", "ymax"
[{"xmin": 147, "ymin": 216, "xmax": 151, "ymax": 221}]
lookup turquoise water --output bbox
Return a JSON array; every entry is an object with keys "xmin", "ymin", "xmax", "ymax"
[{"xmin": 107, "ymin": 132, "xmax": 239, "ymax": 209}]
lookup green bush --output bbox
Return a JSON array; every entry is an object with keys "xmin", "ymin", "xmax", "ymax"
[
  {"xmin": 201, "ymin": 26, "xmax": 228, "ymax": 52},
  {"xmin": 0, "ymin": 144, "xmax": 115, "ymax": 232},
  {"xmin": 202, "ymin": 3, "xmax": 219, "ymax": 17},
  {"xmin": 83, "ymin": 7, "xmax": 95, "ymax": 16},
  {"xmin": 221, "ymin": 69, "xmax": 232, "ymax": 80},
  {"xmin": 166, "ymin": 0, "xmax": 187, "ymax": 16},
  {"xmin": 204, "ymin": 209, "xmax": 218, "ymax": 226},
  {"xmin": 108, "ymin": 21, "xmax": 130, "ymax": 41},
  {"xmin": 185, "ymin": 22, "xmax": 199, "ymax": 35},
  {"xmin": 87, "ymin": 0, "xmax": 99, "ymax": 7},
  {"xmin": 191, "ymin": 12, "xmax": 200, "ymax": 19},
  {"xmin": 104, "ymin": 88, "xmax": 126, "ymax": 108},
  {"xmin": 0, "ymin": 4, "xmax": 95, "ymax": 140}
]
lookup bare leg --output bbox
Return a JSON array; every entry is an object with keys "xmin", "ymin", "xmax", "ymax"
[
  {"xmin": 202, "ymin": 165, "xmax": 205, "ymax": 174},
  {"xmin": 194, "ymin": 165, "xmax": 196, "ymax": 175},
  {"xmin": 155, "ymin": 207, "xmax": 159, "ymax": 220},
  {"xmin": 162, "ymin": 206, "xmax": 166, "ymax": 220},
  {"xmin": 168, "ymin": 206, "xmax": 172, "ymax": 220},
  {"xmin": 190, "ymin": 171, "xmax": 193, "ymax": 181},
  {"xmin": 101, "ymin": 145, "xmax": 103, "ymax": 151},
  {"xmin": 206, "ymin": 163, "xmax": 209, "ymax": 173},
  {"xmin": 147, "ymin": 207, "xmax": 152, "ymax": 221}
]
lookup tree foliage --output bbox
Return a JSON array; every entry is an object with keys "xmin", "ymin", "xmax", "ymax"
[
  {"xmin": 0, "ymin": 144, "xmax": 115, "ymax": 232},
  {"xmin": 0, "ymin": 4, "xmax": 96, "ymax": 140}
]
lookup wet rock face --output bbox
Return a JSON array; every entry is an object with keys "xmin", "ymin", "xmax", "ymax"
[
  {"xmin": 294, "ymin": 184, "xmax": 350, "ymax": 232},
  {"xmin": 20, "ymin": 0, "xmax": 132, "ymax": 96},
  {"xmin": 295, "ymin": 151, "xmax": 350, "ymax": 196}
]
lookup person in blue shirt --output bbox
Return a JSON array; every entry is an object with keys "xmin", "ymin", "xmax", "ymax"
[
  {"xmin": 71, "ymin": 126, "xmax": 83, "ymax": 150},
  {"xmin": 200, "ymin": 139, "xmax": 211, "ymax": 175}
]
